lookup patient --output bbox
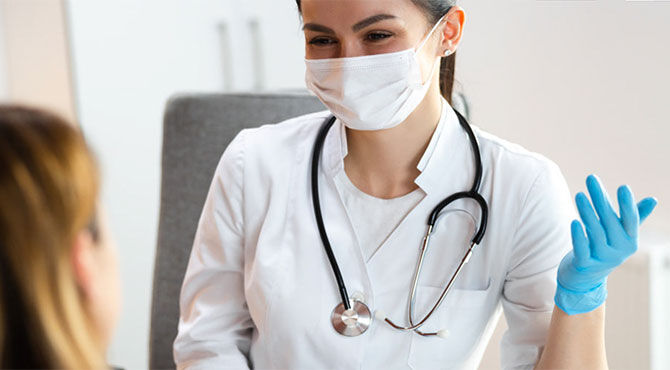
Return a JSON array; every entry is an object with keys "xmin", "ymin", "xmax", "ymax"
[{"xmin": 0, "ymin": 106, "xmax": 120, "ymax": 369}]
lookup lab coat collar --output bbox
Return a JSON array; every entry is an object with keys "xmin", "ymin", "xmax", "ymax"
[
  {"xmin": 322, "ymin": 97, "xmax": 467, "ymax": 195},
  {"xmin": 414, "ymin": 100, "xmax": 468, "ymax": 193}
]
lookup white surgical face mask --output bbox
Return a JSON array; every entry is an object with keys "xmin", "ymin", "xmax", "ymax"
[{"xmin": 305, "ymin": 16, "xmax": 447, "ymax": 131}]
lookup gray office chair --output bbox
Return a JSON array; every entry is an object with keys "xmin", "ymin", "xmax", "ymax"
[{"xmin": 149, "ymin": 93, "xmax": 325, "ymax": 370}]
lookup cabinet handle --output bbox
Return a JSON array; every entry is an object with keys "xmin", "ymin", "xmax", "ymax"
[
  {"xmin": 217, "ymin": 21, "xmax": 233, "ymax": 91},
  {"xmin": 248, "ymin": 17, "xmax": 265, "ymax": 91}
]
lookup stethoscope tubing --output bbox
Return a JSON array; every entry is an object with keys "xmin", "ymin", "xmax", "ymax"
[
  {"xmin": 310, "ymin": 116, "xmax": 351, "ymax": 310},
  {"xmin": 311, "ymin": 109, "xmax": 489, "ymax": 334}
]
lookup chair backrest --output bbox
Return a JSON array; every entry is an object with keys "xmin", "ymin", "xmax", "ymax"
[{"xmin": 150, "ymin": 92, "xmax": 325, "ymax": 369}]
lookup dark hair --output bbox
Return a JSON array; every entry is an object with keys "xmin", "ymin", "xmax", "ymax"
[{"xmin": 295, "ymin": 0, "xmax": 457, "ymax": 104}]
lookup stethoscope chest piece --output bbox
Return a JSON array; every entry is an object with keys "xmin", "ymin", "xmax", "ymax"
[{"xmin": 330, "ymin": 300, "xmax": 371, "ymax": 336}]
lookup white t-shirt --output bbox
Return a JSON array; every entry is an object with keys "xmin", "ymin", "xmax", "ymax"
[
  {"xmin": 334, "ymin": 171, "xmax": 425, "ymax": 261},
  {"xmin": 333, "ymin": 101, "xmax": 449, "ymax": 262}
]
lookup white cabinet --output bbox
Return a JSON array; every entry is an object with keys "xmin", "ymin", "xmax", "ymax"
[{"xmin": 220, "ymin": 0, "xmax": 306, "ymax": 91}]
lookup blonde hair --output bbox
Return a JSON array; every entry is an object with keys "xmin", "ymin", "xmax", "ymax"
[{"xmin": 0, "ymin": 106, "xmax": 106, "ymax": 369}]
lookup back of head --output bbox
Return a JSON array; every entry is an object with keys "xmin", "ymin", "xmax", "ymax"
[{"xmin": 0, "ymin": 106, "xmax": 105, "ymax": 369}]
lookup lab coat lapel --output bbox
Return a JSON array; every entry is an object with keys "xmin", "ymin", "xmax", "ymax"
[
  {"xmin": 320, "ymin": 120, "xmax": 375, "ymax": 307},
  {"xmin": 413, "ymin": 105, "xmax": 472, "ymax": 194}
]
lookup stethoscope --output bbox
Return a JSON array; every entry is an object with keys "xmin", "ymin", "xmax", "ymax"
[{"xmin": 310, "ymin": 109, "xmax": 489, "ymax": 338}]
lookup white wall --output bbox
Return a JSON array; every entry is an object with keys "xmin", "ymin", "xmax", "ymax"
[
  {"xmin": 457, "ymin": 0, "xmax": 669, "ymax": 234},
  {"xmin": 0, "ymin": 0, "xmax": 76, "ymax": 121},
  {"xmin": 0, "ymin": 3, "xmax": 8, "ymax": 99}
]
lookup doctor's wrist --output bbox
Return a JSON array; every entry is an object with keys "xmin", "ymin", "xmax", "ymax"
[{"xmin": 554, "ymin": 279, "xmax": 608, "ymax": 315}]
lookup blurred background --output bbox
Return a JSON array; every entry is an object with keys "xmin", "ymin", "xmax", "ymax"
[{"xmin": 0, "ymin": 0, "xmax": 668, "ymax": 369}]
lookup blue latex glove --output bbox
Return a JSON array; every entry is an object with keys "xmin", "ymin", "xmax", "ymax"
[{"xmin": 555, "ymin": 174, "xmax": 658, "ymax": 315}]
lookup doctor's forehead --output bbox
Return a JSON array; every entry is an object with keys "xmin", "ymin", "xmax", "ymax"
[{"xmin": 299, "ymin": 0, "xmax": 425, "ymax": 26}]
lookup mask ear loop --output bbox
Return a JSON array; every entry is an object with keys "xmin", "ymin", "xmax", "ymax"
[
  {"xmin": 415, "ymin": 14, "xmax": 449, "ymax": 54},
  {"xmin": 412, "ymin": 14, "xmax": 449, "ymax": 88}
]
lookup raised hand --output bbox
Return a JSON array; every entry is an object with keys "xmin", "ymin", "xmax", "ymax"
[{"xmin": 554, "ymin": 174, "xmax": 657, "ymax": 315}]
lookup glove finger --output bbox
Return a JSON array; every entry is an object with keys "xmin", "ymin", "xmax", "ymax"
[
  {"xmin": 586, "ymin": 175, "xmax": 623, "ymax": 242},
  {"xmin": 570, "ymin": 219, "xmax": 590, "ymax": 265},
  {"xmin": 575, "ymin": 192, "xmax": 607, "ymax": 245},
  {"xmin": 618, "ymin": 185, "xmax": 639, "ymax": 239},
  {"xmin": 638, "ymin": 197, "xmax": 658, "ymax": 224}
]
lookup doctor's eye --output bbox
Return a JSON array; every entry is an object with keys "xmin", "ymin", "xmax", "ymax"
[
  {"xmin": 365, "ymin": 31, "xmax": 393, "ymax": 42},
  {"xmin": 308, "ymin": 37, "xmax": 337, "ymax": 46}
]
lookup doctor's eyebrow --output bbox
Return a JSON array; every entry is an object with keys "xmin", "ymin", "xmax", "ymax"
[
  {"xmin": 302, "ymin": 14, "xmax": 398, "ymax": 34},
  {"xmin": 352, "ymin": 14, "xmax": 397, "ymax": 32},
  {"xmin": 302, "ymin": 23, "xmax": 335, "ymax": 34}
]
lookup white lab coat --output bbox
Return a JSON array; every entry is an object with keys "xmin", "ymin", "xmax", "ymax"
[{"xmin": 173, "ymin": 104, "xmax": 576, "ymax": 370}]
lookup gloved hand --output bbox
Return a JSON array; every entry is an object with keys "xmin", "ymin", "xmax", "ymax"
[{"xmin": 555, "ymin": 174, "xmax": 658, "ymax": 315}]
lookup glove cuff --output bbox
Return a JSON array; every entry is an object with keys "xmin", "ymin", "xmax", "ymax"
[{"xmin": 554, "ymin": 280, "xmax": 608, "ymax": 315}]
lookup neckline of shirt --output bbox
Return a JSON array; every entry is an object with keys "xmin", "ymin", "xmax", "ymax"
[{"xmin": 335, "ymin": 170, "xmax": 425, "ymax": 203}]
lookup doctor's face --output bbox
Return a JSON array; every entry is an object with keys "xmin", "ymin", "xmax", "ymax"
[{"xmin": 301, "ymin": 0, "xmax": 440, "ymax": 60}]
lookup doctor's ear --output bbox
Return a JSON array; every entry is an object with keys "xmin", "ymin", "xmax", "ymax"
[{"xmin": 438, "ymin": 6, "xmax": 466, "ymax": 56}]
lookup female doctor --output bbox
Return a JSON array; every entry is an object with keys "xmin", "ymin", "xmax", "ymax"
[{"xmin": 174, "ymin": 1, "xmax": 658, "ymax": 369}]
